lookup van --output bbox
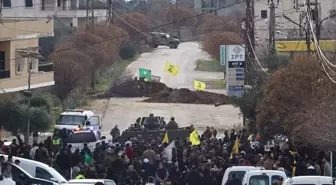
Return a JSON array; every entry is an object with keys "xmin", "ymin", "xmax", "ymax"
[
  {"xmin": 0, "ymin": 175, "xmax": 15, "ymax": 185},
  {"xmin": 283, "ymin": 176, "xmax": 335, "ymax": 185},
  {"xmin": 221, "ymin": 166, "xmax": 261, "ymax": 185},
  {"xmin": 1, "ymin": 155, "xmax": 67, "ymax": 184},
  {"xmin": 9, "ymin": 162, "xmax": 66, "ymax": 185},
  {"xmin": 55, "ymin": 109, "xmax": 101, "ymax": 132},
  {"xmin": 242, "ymin": 170, "xmax": 287, "ymax": 185}
]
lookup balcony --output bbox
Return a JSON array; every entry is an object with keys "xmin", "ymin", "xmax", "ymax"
[
  {"xmin": 0, "ymin": 70, "xmax": 10, "ymax": 79},
  {"xmin": 38, "ymin": 63, "xmax": 53, "ymax": 72},
  {"xmin": 0, "ymin": 20, "xmax": 54, "ymax": 41}
]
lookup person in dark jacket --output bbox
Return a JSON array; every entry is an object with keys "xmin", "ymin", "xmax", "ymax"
[{"xmin": 56, "ymin": 149, "xmax": 71, "ymax": 180}]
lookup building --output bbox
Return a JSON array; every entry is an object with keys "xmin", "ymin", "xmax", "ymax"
[
  {"xmin": 2, "ymin": 0, "xmax": 106, "ymax": 27},
  {"xmin": 0, "ymin": 19, "xmax": 55, "ymax": 93},
  {"xmin": 194, "ymin": 0, "xmax": 336, "ymax": 44}
]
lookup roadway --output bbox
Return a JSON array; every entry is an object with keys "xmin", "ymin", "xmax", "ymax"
[{"xmin": 101, "ymin": 42, "xmax": 241, "ymax": 136}]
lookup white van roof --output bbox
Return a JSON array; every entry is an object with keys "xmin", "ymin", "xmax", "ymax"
[
  {"xmin": 284, "ymin": 176, "xmax": 334, "ymax": 184},
  {"xmin": 227, "ymin": 166, "xmax": 260, "ymax": 170},
  {"xmin": 61, "ymin": 109, "xmax": 94, "ymax": 116},
  {"xmin": 247, "ymin": 170, "xmax": 286, "ymax": 174}
]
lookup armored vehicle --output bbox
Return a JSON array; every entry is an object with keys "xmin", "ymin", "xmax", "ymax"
[
  {"xmin": 119, "ymin": 116, "xmax": 194, "ymax": 144},
  {"xmin": 148, "ymin": 32, "xmax": 180, "ymax": 49}
]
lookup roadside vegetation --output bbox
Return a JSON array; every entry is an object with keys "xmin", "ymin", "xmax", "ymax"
[{"xmin": 195, "ymin": 59, "xmax": 223, "ymax": 72}]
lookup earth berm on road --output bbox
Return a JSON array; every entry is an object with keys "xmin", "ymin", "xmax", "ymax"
[{"xmin": 102, "ymin": 42, "xmax": 241, "ymax": 134}]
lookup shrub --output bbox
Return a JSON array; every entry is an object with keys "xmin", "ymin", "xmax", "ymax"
[{"xmin": 119, "ymin": 41, "xmax": 137, "ymax": 60}]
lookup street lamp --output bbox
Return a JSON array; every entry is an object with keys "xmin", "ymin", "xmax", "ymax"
[{"xmin": 17, "ymin": 49, "xmax": 43, "ymax": 144}]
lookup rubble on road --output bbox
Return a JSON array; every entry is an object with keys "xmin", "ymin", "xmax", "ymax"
[
  {"xmin": 142, "ymin": 88, "xmax": 232, "ymax": 104},
  {"xmin": 107, "ymin": 78, "xmax": 167, "ymax": 97},
  {"xmin": 105, "ymin": 78, "xmax": 232, "ymax": 105}
]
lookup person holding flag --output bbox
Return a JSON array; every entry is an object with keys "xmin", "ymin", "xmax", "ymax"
[{"xmin": 189, "ymin": 129, "xmax": 200, "ymax": 145}]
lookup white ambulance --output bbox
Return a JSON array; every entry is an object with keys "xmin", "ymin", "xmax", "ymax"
[{"xmin": 54, "ymin": 109, "xmax": 101, "ymax": 133}]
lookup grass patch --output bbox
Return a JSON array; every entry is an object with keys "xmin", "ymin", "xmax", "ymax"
[
  {"xmin": 91, "ymin": 54, "xmax": 139, "ymax": 94},
  {"xmin": 213, "ymin": 79, "xmax": 226, "ymax": 88},
  {"xmin": 195, "ymin": 59, "xmax": 224, "ymax": 72}
]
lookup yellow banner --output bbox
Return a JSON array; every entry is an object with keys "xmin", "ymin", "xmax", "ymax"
[
  {"xmin": 165, "ymin": 62, "xmax": 179, "ymax": 76},
  {"xmin": 193, "ymin": 80, "xmax": 206, "ymax": 91}
]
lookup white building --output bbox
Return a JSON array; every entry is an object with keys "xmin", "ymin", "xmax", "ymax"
[
  {"xmin": 2, "ymin": 0, "xmax": 107, "ymax": 27},
  {"xmin": 194, "ymin": 0, "xmax": 336, "ymax": 42}
]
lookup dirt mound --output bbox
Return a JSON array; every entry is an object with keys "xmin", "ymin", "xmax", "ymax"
[
  {"xmin": 107, "ymin": 79, "xmax": 167, "ymax": 97},
  {"xmin": 143, "ymin": 88, "xmax": 232, "ymax": 104}
]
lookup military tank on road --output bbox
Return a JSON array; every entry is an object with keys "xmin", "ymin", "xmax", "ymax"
[{"xmin": 119, "ymin": 114, "xmax": 194, "ymax": 144}]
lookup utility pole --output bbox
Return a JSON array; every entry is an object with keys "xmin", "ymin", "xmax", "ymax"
[
  {"xmin": 175, "ymin": 0, "xmax": 180, "ymax": 38},
  {"xmin": 86, "ymin": 0, "xmax": 95, "ymax": 32},
  {"xmin": 268, "ymin": 0, "xmax": 277, "ymax": 71},
  {"xmin": 106, "ymin": 0, "xmax": 114, "ymax": 24},
  {"xmin": 17, "ymin": 49, "xmax": 43, "ymax": 144},
  {"xmin": 245, "ymin": 0, "xmax": 255, "ymax": 79},
  {"xmin": 305, "ymin": 0, "xmax": 312, "ymax": 54},
  {"xmin": 243, "ymin": 0, "xmax": 255, "ymax": 126}
]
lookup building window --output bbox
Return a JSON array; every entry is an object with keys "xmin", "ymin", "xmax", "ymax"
[
  {"xmin": 0, "ymin": 51, "xmax": 5, "ymax": 70},
  {"xmin": 57, "ymin": 0, "xmax": 61, "ymax": 7},
  {"xmin": 25, "ymin": 0, "xmax": 33, "ymax": 7},
  {"xmin": 261, "ymin": 10, "xmax": 267, "ymax": 18},
  {"xmin": 261, "ymin": 10, "xmax": 268, "ymax": 19},
  {"xmin": 41, "ymin": 0, "xmax": 45, "ymax": 10},
  {"xmin": 15, "ymin": 51, "xmax": 25, "ymax": 73},
  {"xmin": 3, "ymin": 0, "xmax": 11, "ymax": 7}
]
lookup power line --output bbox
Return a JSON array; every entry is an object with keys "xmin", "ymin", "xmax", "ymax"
[{"xmin": 52, "ymin": 0, "xmax": 245, "ymax": 53}]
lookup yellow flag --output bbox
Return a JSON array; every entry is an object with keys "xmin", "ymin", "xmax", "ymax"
[
  {"xmin": 163, "ymin": 131, "xmax": 169, "ymax": 144},
  {"xmin": 165, "ymin": 62, "xmax": 179, "ymax": 76},
  {"xmin": 230, "ymin": 137, "xmax": 239, "ymax": 158},
  {"xmin": 189, "ymin": 130, "xmax": 200, "ymax": 145},
  {"xmin": 193, "ymin": 80, "xmax": 206, "ymax": 91}
]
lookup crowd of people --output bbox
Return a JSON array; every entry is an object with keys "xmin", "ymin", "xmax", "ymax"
[{"xmin": 0, "ymin": 126, "xmax": 333, "ymax": 185}]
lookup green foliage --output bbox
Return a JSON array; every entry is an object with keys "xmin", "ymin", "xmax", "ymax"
[
  {"xmin": 19, "ymin": 96, "xmax": 52, "ymax": 114},
  {"xmin": 0, "ymin": 96, "xmax": 53, "ymax": 134},
  {"xmin": 119, "ymin": 41, "xmax": 137, "ymax": 60},
  {"xmin": 195, "ymin": 59, "xmax": 223, "ymax": 72},
  {"xmin": 231, "ymin": 55, "xmax": 289, "ymax": 134}
]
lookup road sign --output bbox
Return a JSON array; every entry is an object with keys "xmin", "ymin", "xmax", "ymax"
[
  {"xmin": 225, "ymin": 45, "xmax": 245, "ymax": 97},
  {"xmin": 228, "ymin": 85, "xmax": 244, "ymax": 97},
  {"xmin": 220, "ymin": 45, "xmax": 226, "ymax": 66}
]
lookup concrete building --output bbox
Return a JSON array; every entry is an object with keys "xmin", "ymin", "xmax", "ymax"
[
  {"xmin": 0, "ymin": 19, "xmax": 55, "ymax": 93},
  {"xmin": 2, "ymin": 0, "xmax": 106, "ymax": 27},
  {"xmin": 194, "ymin": 0, "xmax": 336, "ymax": 42}
]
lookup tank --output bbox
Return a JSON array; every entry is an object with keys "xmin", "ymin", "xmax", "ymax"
[{"xmin": 119, "ymin": 116, "xmax": 194, "ymax": 144}]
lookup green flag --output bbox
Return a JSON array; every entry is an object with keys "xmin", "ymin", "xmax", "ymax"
[
  {"xmin": 139, "ymin": 68, "xmax": 152, "ymax": 79},
  {"xmin": 84, "ymin": 153, "xmax": 93, "ymax": 165}
]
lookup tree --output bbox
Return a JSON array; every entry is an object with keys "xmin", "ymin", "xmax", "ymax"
[
  {"xmin": 50, "ymin": 47, "xmax": 89, "ymax": 102},
  {"xmin": 202, "ymin": 31, "xmax": 243, "ymax": 61},
  {"xmin": 256, "ymin": 55, "xmax": 336, "ymax": 141},
  {"xmin": 197, "ymin": 14, "xmax": 241, "ymax": 35},
  {"xmin": 158, "ymin": 6, "xmax": 197, "ymax": 27},
  {"xmin": 116, "ymin": 12, "xmax": 156, "ymax": 44},
  {"xmin": 0, "ymin": 100, "xmax": 52, "ymax": 135},
  {"xmin": 94, "ymin": 24, "xmax": 128, "ymax": 63}
]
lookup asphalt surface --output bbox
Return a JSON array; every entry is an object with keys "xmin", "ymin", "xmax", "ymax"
[
  {"xmin": 102, "ymin": 42, "xmax": 241, "ymax": 135},
  {"xmin": 3, "ymin": 42, "xmax": 241, "ymax": 141}
]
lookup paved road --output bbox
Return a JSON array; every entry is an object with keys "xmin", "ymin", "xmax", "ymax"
[
  {"xmin": 126, "ymin": 42, "xmax": 225, "ymax": 90},
  {"xmin": 102, "ymin": 42, "xmax": 242, "ymax": 135}
]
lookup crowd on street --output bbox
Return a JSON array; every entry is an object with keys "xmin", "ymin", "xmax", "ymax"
[{"xmin": 0, "ymin": 126, "xmax": 333, "ymax": 185}]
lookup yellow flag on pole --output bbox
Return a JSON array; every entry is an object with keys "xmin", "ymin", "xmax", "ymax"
[
  {"xmin": 193, "ymin": 80, "xmax": 206, "ymax": 91},
  {"xmin": 230, "ymin": 137, "xmax": 239, "ymax": 158},
  {"xmin": 165, "ymin": 62, "xmax": 179, "ymax": 76},
  {"xmin": 163, "ymin": 131, "xmax": 169, "ymax": 144},
  {"xmin": 189, "ymin": 130, "xmax": 200, "ymax": 145}
]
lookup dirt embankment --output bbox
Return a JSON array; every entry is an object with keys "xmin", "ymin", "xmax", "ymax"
[{"xmin": 106, "ymin": 79, "xmax": 232, "ymax": 105}]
